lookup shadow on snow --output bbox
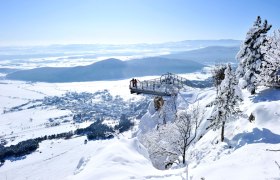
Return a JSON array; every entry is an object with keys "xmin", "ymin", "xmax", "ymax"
[
  {"xmin": 230, "ymin": 128, "xmax": 280, "ymax": 149},
  {"xmin": 252, "ymin": 88, "xmax": 280, "ymax": 103}
]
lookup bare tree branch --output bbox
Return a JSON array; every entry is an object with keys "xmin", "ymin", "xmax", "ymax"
[
  {"xmin": 275, "ymin": 161, "xmax": 280, "ymax": 170},
  {"xmin": 266, "ymin": 149, "xmax": 280, "ymax": 152}
]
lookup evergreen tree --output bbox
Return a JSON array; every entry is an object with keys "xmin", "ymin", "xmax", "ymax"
[
  {"xmin": 210, "ymin": 64, "xmax": 242, "ymax": 142},
  {"xmin": 211, "ymin": 64, "xmax": 226, "ymax": 94},
  {"xmin": 236, "ymin": 16, "xmax": 272, "ymax": 94},
  {"xmin": 262, "ymin": 30, "xmax": 280, "ymax": 84}
]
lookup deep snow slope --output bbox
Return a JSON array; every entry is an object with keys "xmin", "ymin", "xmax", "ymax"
[
  {"xmin": 186, "ymin": 86, "xmax": 280, "ymax": 180},
  {"xmin": 137, "ymin": 81, "xmax": 280, "ymax": 179},
  {"xmin": 0, "ymin": 136, "xmax": 187, "ymax": 180}
]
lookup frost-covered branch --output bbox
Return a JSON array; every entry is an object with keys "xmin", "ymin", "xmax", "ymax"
[
  {"xmin": 236, "ymin": 16, "xmax": 272, "ymax": 94},
  {"xmin": 140, "ymin": 104, "xmax": 203, "ymax": 168}
]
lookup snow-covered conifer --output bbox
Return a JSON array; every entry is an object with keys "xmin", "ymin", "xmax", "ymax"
[
  {"xmin": 210, "ymin": 64, "xmax": 242, "ymax": 142},
  {"xmin": 236, "ymin": 16, "xmax": 272, "ymax": 94},
  {"xmin": 261, "ymin": 30, "xmax": 280, "ymax": 84},
  {"xmin": 211, "ymin": 64, "xmax": 226, "ymax": 94}
]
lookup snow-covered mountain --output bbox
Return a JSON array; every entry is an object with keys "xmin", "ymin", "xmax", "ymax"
[
  {"xmin": 0, "ymin": 35, "xmax": 280, "ymax": 179},
  {"xmin": 0, "ymin": 70, "xmax": 280, "ymax": 179}
]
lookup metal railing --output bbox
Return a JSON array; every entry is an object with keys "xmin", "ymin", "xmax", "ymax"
[{"xmin": 129, "ymin": 73, "xmax": 187, "ymax": 96}]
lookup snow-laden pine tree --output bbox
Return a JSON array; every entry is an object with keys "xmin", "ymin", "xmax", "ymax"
[
  {"xmin": 210, "ymin": 64, "xmax": 242, "ymax": 142},
  {"xmin": 211, "ymin": 64, "xmax": 226, "ymax": 94},
  {"xmin": 236, "ymin": 16, "xmax": 272, "ymax": 94},
  {"xmin": 261, "ymin": 29, "xmax": 280, "ymax": 84}
]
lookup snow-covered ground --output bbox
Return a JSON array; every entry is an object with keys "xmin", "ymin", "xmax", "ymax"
[
  {"xmin": 0, "ymin": 76, "xmax": 189, "ymax": 179},
  {"xmin": 0, "ymin": 136, "xmax": 187, "ymax": 180},
  {"xmin": 0, "ymin": 71, "xmax": 280, "ymax": 180},
  {"xmin": 187, "ymin": 86, "xmax": 280, "ymax": 180}
]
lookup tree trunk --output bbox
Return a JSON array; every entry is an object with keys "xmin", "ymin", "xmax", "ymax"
[
  {"xmin": 182, "ymin": 146, "xmax": 186, "ymax": 165},
  {"xmin": 221, "ymin": 121, "xmax": 225, "ymax": 142},
  {"xmin": 251, "ymin": 88, "xmax": 256, "ymax": 95}
]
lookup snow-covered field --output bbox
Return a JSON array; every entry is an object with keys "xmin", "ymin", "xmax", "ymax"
[{"xmin": 0, "ymin": 70, "xmax": 280, "ymax": 180}]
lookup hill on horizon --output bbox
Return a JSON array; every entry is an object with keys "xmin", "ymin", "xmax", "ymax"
[
  {"xmin": 162, "ymin": 46, "xmax": 239, "ymax": 65},
  {"xmin": 6, "ymin": 57, "xmax": 205, "ymax": 82},
  {"xmin": 5, "ymin": 45, "xmax": 240, "ymax": 82}
]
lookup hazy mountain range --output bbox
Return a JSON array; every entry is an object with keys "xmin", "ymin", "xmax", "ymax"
[
  {"xmin": 6, "ymin": 46, "xmax": 240, "ymax": 82},
  {"xmin": 162, "ymin": 46, "xmax": 239, "ymax": 65},
  {"xmin": 6, "ymin": 58, "xmax": 204, "ymax": 82}
]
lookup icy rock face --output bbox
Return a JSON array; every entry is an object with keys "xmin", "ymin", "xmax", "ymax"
[
  {"xmin": 138, "ymin": 101, "xmax": 158, "ymax": 134},
  {"xmin": 154, "ymin": 96, "xmax": 164, "ymax": 110},
  {"xmin": 137, "ymin": 95, "xmax": 191, "ymax": 169},
  {"xmin": 138, "ymin": 96, "xmax": 177, "ymax": 135}
]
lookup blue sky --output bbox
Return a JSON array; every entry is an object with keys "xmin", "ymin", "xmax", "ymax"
[{"xmin": 0, "ymin": 0, "xmax": 280, "ymax": 45}]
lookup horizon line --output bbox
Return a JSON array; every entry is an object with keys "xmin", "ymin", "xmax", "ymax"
[{"xmin": 0, "ymin": 39, "xmax": 242, "ymax": 48}]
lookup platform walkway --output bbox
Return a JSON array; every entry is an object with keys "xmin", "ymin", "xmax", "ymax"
[{"xmin": 129, "ymin": 73, "xmax": 188, "ymax": 96}]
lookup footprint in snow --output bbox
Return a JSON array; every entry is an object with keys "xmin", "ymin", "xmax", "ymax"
[{"xmin": 74, "ymin": 156, "xmax": 90, "ymax": 175}]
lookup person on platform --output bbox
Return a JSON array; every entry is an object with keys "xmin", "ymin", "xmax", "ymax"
[
  {"xmin": 131, "ymin": 78, "xmax": 135, "ymax": 87},
  {"xmin": 134, "ymin": 79, "xmax": 137, "ymax": 88}
]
